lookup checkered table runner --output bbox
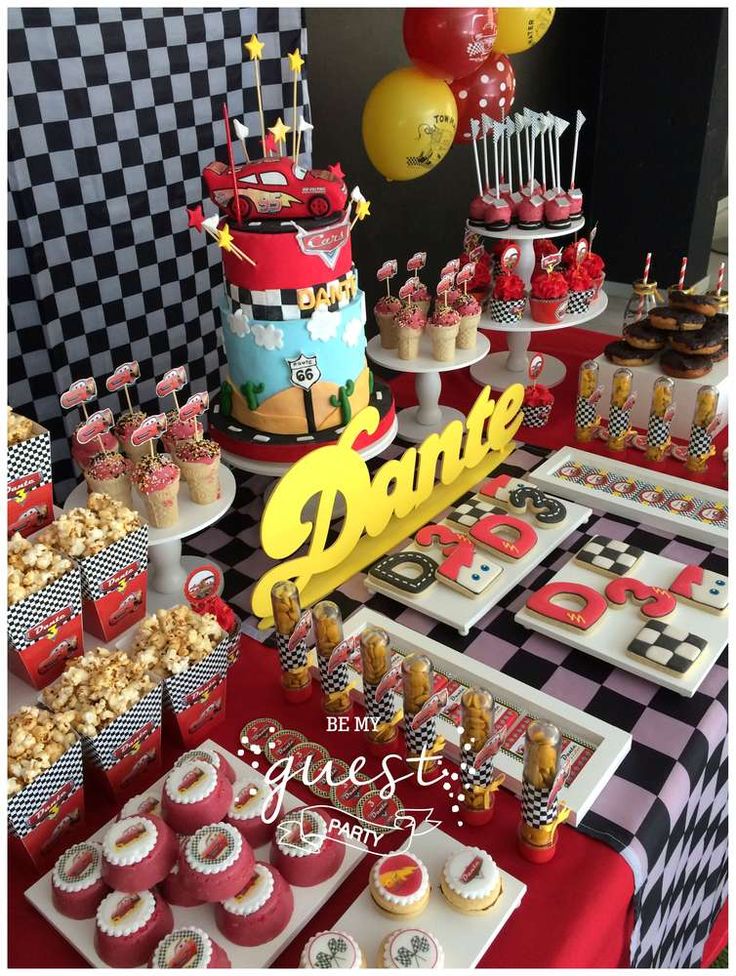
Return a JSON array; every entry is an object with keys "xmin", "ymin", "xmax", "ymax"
[
  {"xmin": 8, "ymin": 7, "xmax": 311, "ymax": 500},
  {"xmin": 180, "ymin": 444, "xmax": 726, "ymax": 967}
]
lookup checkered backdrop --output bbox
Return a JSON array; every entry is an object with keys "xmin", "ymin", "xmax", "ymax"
[{"xmin": 8, "ymin": 7, "xmax": 312, "ymax": 498}]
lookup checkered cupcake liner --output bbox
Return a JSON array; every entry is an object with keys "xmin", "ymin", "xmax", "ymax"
[
  {"xmin": 487, "ymin": 297, "xmax": 526, "ymax": 324},
  {"xmin": 521, "ymin": 404, "xmax": 553, "ymax": 428},
  {"xmin": 566, "ymin": 289, "xmax": 595, "ymax": 315}
]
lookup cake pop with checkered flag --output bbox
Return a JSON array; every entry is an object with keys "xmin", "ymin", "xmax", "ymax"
[{"xmin": 518, "ymin": 720, "xmax": 570, "ymax": 863}]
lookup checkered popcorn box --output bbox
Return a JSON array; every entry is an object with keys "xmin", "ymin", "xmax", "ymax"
[
  {"xmin": 566, "ymin": 288, "xmax": 594, "ymax": 315},
  {"xmin": 161, "ymin": 641, "xmax": 230, "ymax": 748},
  {"xmin": 8, "ymin": 562, "xmax": 84, "ymax": 690},
  {"xmin": 224, "ymin": 615, "xmax": 243, "ymax": 668},
  {"xmin": 7, "ymin": 414, "xmax": 54, "ymax": 539},
  {"xmin": 487, "ymin": 297, "xmax": 526, "ymax": 324},
  {"xmin": 520, "ymin": 404, "xmax": 553, "ymax": 429}
]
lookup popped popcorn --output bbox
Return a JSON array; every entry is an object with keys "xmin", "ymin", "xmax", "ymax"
[
  {"xmin": 41, "ymin": 647, "xmax": 156, "ymax": 738},
  {"xmin": 131, "ymin": 605, "xmax": 225, "ymax": 676},
  {"xmin": 7, "ymin": 406, "xmax": 35, "ymax": 446},
  {"xmin": 8, "ymin": 706, "xmax": 77, "ymax": 796},
  {"xmin": 8, "ymin": 533, "xmax": 74, "ymax": 605},
  {"xmin": 38, "ymin": 493, "xmax": 141, "ymax": 558}
]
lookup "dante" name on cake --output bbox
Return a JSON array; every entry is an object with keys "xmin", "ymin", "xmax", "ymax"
[{"xmin": 296, "ymin": 271, "xmax": 358, "ymax": 310}]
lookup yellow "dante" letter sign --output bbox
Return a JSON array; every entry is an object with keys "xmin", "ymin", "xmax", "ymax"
[{"xmin": 251, "ymin": 383, "xmax": 524, "ymax": 625}]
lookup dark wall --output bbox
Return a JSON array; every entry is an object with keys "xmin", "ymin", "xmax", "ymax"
[{"xmin": 306, "ymin": 7, "xmax": 727, "ymax": 309}]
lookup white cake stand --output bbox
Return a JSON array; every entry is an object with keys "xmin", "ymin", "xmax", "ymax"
[
  {"xmin": 366, "ymin": 332, "xmax": 491, "ymax": 443},
  {"xmin": 64, "ymin": 466, "xmax": 237, "ymax": 598},
  {"xmin": 465, "ymin": 217, "xmax": 608, "ymax": 390}
]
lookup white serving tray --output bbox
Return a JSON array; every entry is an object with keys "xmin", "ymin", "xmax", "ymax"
[
  {"xmin": 530, "ymin": 447, "xmax": 728, "ymax": 549},
  {"xmin": 333, "ymin": 829, "xmax": 526, "ymax": 969},
  {"xmin": 25, "ymin": 740, "xmax": 364, "ymax": 969},
  {"xmin": 515, "ymin": 551, "xmax": 728, "ymax": 698},
  {"xmin": 364, "ymin": 496, "xmax": 593, "ymax": 635},
  {"xmin": 342, "ymin": 609, "xmax": 631, "ymax": 826}
]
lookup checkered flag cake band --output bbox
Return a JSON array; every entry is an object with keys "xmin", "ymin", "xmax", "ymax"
[
  {"xmin": 488, "ymin": 298, "xmax": 525, "ymax": 324},
  {"xmin": 647, "ymin": 414, "xmax": 671, "ymax": 447},
  {"xmin": 227, "ymin": 267, "xmax": 358, "ymax": 322},
  {"xmin": 521, "ymin": 404, "xmax": 552, "ymax": 429},
  {"xmin": 608, "ymin": 404, "xmax": 631, "ymax": 440},
  {"xmin": 567, "ymin": 288, "xmax": 594, "ymax": 315},
  {"xmin": 317, "ymin": 654, "xmax": 349, "ymax": 695},
  {"xmin": 688, "ymin": 424, "xmax": 713, "ymax": 458},
  {"xmin": 275, "ymin": 632, "xmax": 308, "ymax": 672},
  {"xmin": 362, "ymin": 680, "xmax": 396, "ymax": 726},
  {"xmin": 404, "ymin": 716, "xmax": 438, "ymax": 756},
  {"xmin": 461, "ymin": 754, "xmax": 496, "ymax": 790},
  {"xmin": 575, "ymin": 396, "xmax": 598, "ymax": 428},
  {"xmin": 521, "ymin": 781, "xmax": 559, "ymax": 827}
]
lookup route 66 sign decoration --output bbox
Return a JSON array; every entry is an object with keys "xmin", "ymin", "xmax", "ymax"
[{"xmin": 288, "ymin": 354, "xmax": 321, "ymax": 391}]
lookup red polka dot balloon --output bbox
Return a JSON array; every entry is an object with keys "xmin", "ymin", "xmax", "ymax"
[{"xmin": 450, "ymin": 54, "xmax": 516, "ymax": 144}]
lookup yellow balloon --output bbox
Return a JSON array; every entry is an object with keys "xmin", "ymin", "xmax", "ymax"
[
  {"xmin": 493, "ymin": 7, "xmax": 555, "ymax": 55},
  {"xmin": 362, "ymin": 67, "xmax": 457, "ymax": 181}
]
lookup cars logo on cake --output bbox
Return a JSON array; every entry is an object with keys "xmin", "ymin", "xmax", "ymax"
[{"xmin": 290, "ymin": 217, "xmax": 351, "ymax": 270}]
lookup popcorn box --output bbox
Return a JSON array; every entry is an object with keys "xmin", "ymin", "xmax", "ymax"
[
  {"xmin": 8, "ymin": 564, "xmax": 84, "ymax": 689},
  {"xmin": 78, "ymin": 524, "xmax": 149, "ymax": 641},
  {"xmin": 162, "ymin": 641, "xmax": 229, "ymax": 747},
  {"xmin": 8, "ymin": 738, "xmax": 84, "ymax": 867},
  {"xmin": 224, "ymin": 617, "xmax": 243, "ymax": 668},
  {"xmin": 81, "ymin": 684, "xmax": 163, "ymax": 797},
  {"xmin": 7, "ymin": 421, "xmax": 54, "ymax": 538}
]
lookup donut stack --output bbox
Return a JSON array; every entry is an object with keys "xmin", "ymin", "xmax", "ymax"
[{"xmin": 605, "ymin": 291, "xmax": 728, "ymax": 379}]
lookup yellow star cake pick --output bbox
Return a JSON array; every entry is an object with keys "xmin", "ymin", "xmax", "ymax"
[
  {"xmin": 288, "ymin": 48, "xmax": 305, "ymax": 73},
  {"xmin": 268, "ymin": 117, "xmax": 291, "ymax": 152},
  {"xmin": 244, "ymin": 34, "xmax": 264, "ymax": 60}
]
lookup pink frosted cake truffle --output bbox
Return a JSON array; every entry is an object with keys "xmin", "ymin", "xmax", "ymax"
[
  {"xmin": 178, "ymin": 822, "xmax": 255, "ymax": 902},
  {"xmin": 544, "ymin": 195, "xmax": 571, "ymax": 228},
  {"xmin": 150, "ymin": 926, "xmax": 232, "ymax": 969},
  {"xmin": 118, "ymin": 791, "xmax": 162, "ymax": 820},
  {"xmin": 517, "ymin": 194, "xmax": 545, "ymax": 229},
  {"xmin": 51, "ymin": 841, "xmax": 110, "ymax": 920},
  {"xmin": 100, "ymin": 815, "xmax": 178, "ymax": 893},
  {"xmin": 215, "ymin": 862, "xmax": 294, "ymax": 947},
  {"xmin": 159, "ymin": 836, "xmax": 205, "ymax": 908},
  {"xmin": 94, "ymin": 889, "xmax": 173, "ymax": 968},
  {"xmin": 271, "ymin": 806, "xmax": 345, "ymax": 887},
  {"xmin": 161, "ymin": 759, "xmax": 233, "ymax": 835},
  {"xmin": 484, "ymin": 197, "xmax": 512, "ymax": 230},
  {"xmin": 174, "ymin": 746, "xmax": 236, "ymax": 784},
  {"xmin": 226, "ymin": 779, "xmax": 279, "ymax": 848}
]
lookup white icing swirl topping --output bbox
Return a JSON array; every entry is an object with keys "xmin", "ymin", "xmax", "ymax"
[
  {"xmin": 53, "ymin": 841, "xmax": 103, "ymax": 893},
  {"xmin": 228, "ymin": 779, "xmax": 270, "ymax": 822},
  {"xmin": 184, "ymin": 822, "xmax": 242, "ymax": 875},
  {"xmin": 96, "ymin": 890, "xmax": 156, "ymax": 938},
  {"xmin": 383, "ymin": 928, "xmax": 443, "ymax": 969},
  {"xmin": 165, "ymin": 761, "xmax": 217, "ymax": 805},
  {"xmin": 102, "ymin": 816, "xmax": 157, "ymax": 867},
  {"xmin": 220, "ymin": 863, "xmax": 274, "ymax": 916},
  {"xmin": 151, "ymin": 927, "xmax": 213, "ymax": 969},
  {"xmin": 442, "ymin": 847, "xmax": 500, "ymax": 900},
  {"xmin": 275, "ymin": 809, "xmax": 327, "ymax": 858},
  {"xmin": 302, "ymin": 930, "xmax": 361, "ymax": 969}
]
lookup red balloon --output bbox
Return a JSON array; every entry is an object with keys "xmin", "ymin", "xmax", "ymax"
[
  {"xmin": 403, "ymin": 7, "xmax": 498, "ymax": 83},
  {"xmin": 450, "ymin": 54, "xmax": 516, "ymax": 144}
]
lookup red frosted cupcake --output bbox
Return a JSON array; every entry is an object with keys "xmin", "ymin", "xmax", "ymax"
[
  {"xmin": 271, "ymin": 806, "xmax": 345, "ymax": 887},
  {"xmin": 517, "ymin": 194, "xmax": 545, "ymax": 229},
  {"xmin": 544, "ymin": 195, "xmax": 571, "ymax": 229},
  {"xmin": 95, "ymin": 889, "xmax": 173, "ymax": 967},
  {"xmin": 226, "ymin": 779, "xmax": 279, "ymax": 848},
  {"xmin": 150, "ymin": 926, "xmax": 231, "ymax": 969},
  {"xmin": 521, "ymin": 384, "xmax": 555, "ymax": 428},
  {"xmin": 162, "ymin": 759, "xmax": 233, "ymax": 835},
  {"xmin": 215, "ymin": 862, "xmax": 294, "ymax": 947},
  {"xmin": 52, "ymin": 841, "xmax": 109, "ymax": 920},
  {"xmin": 565, "ymin": 267, "xmax": 595, "ymax": 315},
  {"xmin": 488, "ymin": 272, "xmax": 526, "ymax": 324},
  {"xmin": 530, "ymin": 272, "xmax": 569, "ymax": 323},
  {"xmin": 178, "ymin": 822, "xmax": 255, "ymax": 902},
  {"xmin": 159, "ymin": 836, "xmax": 205, "ymax": 908},
  {"xmin": 581, "ymin": 252, "xmax": 606, "ymax": 299},
  {"xmin": 174, "ymin": 746, "xmax": 236, "ymax": 784},
  {"xmin": 101, "ymin": 815, "xmax": 179, "ymax": 893}
]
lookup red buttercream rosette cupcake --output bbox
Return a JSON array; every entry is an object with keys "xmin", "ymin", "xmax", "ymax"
[
  {"xmin": 581, "ymin": 252, "xmax": 606, "ymax": 298},
  {"xmin": 488, "ymin": 272, "xmax": 526, "ymax": 324},
  {"xmin": 521, "ymin": 383, "xmax": 555, "ymax": 429},
  {"xmin": 530, "ymin": 272, "xmax": 569, "ymax": 324},
  {"xmin": 565, "ymin": 267, "xmax": 595, "ymax": 315}
]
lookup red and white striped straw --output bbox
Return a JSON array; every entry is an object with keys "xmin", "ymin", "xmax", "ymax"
[
  {"xmin": 678, "ymin": 256, "xmax": 688, "ymax": 289},
  {"xmin": 642, "ymin": 251, "xmax": 652, "ymax": 284},
  {"xmin": 716, "ymin": 261, "xmax": 725, "ymax": 296}
]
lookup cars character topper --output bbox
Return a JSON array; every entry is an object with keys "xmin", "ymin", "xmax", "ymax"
[
  {"xmin": 499, "ymin": 243, "xmax": 520, "ymax": 274},
  {"xmin": 376, "ymin": 259, "xmax": 398, "ymax": 295},
  {"xmin": 156, "ymin": 367, "xmax": 188, "ymax": 401},
  {"xmin": 541, "ymin": 251, "xmax": 562, "ymax": 272},
  {"xmin": 60, "ymin": 378, "xmax": 97, "ymax": 413},
  {"xmin": 75, "ymin": 409, "xmax": 115, "ymax": 446},
  {"xmin": 130, "ymin": 413, "xmax": 168, "ymax": 451},
  {"xmin": 440, "ymin": 258, "xmax": 461, "ymax": 277},
  {"xmin": 528, "ymin": 354, "xmax": 545, "ymax": 385},
  {"xmin": 178, "ymin": 391, "xmax": 209, "ymax": 423},
  {"xmin": 407, "ymin": 251, "xmax": 427, "ymax": 272},
  {"xmin": 398, "ymin": 277, "xmax": 419, "ymax": 301},
  {"xmin": 575, "ymin": 238, "xmax": 589, "ymax": 267},
  {"xmin": 456, "ymin": 262, "xmax": 476, "ymax": 291},
  {"xmin": 436, "ymin": 272, "xmax": 455, "ymax": 305},
  {"xmin": 106, "ymin": 362, "xmax": 140, "ymax": 393}
]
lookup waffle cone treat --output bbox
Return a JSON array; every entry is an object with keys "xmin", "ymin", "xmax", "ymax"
[
  {"xmin": 114, "ymin": 410, "xmax": 150, "ymax": 463},
  {"xmin": 374, "ymin": 295, "xmax": 402, "ymax": 349},
  {"xmin": 177, "ymin": 438, "xmax": 221, "ymax": 504},
  {"xmin": 83, "ymin": 452, "xmax": 132, "ymax": 507},
  {"xmin": 131, "ymin": 454, "xmax": 180, "ymax": 528}
]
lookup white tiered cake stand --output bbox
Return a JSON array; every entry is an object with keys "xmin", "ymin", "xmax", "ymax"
[
  {"xmin": 467, "ymin": 217, "xmax": 608, "ymax": 390},
  {"xmin": 367, "ymin": 332, "xmax": 490, "ymax": 442},
  {"xmin": 64, "ymin": 466, "xmax": 237, "ymax": 603}
]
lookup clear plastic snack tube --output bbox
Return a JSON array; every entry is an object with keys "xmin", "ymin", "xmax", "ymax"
[
  {"xmin": 459, "ymin": 687, "xmax": 505, "ymax": 825},
  {"xmin": 607, "ymin": 367, "xmax": 634, "ymax": 451},
  {"xmin": 518, "ymin": 720, "xmax": 569, "ymax": 862},
  {"xmin": 686, "ymin": 384, "xmax": 719, "ymax": 473},
  {"xmin": 574, "ymin": 359, "xmax": 601, "ymax": 442},
  {"xmin": 312, "ymin": 600, "xmax": 351, "ymax": 716},
  {"xmin": 645, "ymin": 376, "xmax": 675, "ymax": 461},
  {"xmin": 270, "ymin": 580, "xmax": 312, "ymax": 702},
  {"xmin": 401, "ymin": 653, "xmax": 444, "ymax": 773},
  {"xmin": 359, "ymin": 626, "xmax": 399, "ymax": 746}
]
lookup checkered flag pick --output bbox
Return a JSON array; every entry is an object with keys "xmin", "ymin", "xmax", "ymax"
[
  {"xmin": 521, "ymin": 781, "xmax": 559, "ymax": 828},
  {"xmin": 608, "ymin": 404, "xmax": 631, "ymax": 441}
]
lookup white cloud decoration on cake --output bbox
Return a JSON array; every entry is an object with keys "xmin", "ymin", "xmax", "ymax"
[
  {"xmin": 229, "ymin": 307, "xmax": 251, "ymax": 337},
  {"xmin": 342, "ymin": 317, "xmax": 363, "ymax": 348},
  {"xmin": 252, "ymin": 323, "xmax": 284, "ymax": 351},
  {"xmin": 307, "ymin": 304, "xmax": 339, "ymax": 342}
]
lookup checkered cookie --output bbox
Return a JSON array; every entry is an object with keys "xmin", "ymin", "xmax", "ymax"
[
  {"xmin": 567, "ymin": 288, "xmax": 594, "ymax": 315},
  {"xmin": 521, "ymin": 781, "xmax": 559, "ymax": 827},
  {"xmin": 275, "ymin": 632, "xmax": 308, "ymax": 672},
  {"xmin": 363, "ymin": 680, "xmax": 396, "ymax": 725},
  {"xmin": 317, "ymin": 654, "xmax": 349, "ymax": 695},
  {"xmin": 487, "ymin": 297, "xmax": 526, "ymax": 324},
  {"xmin": 575, "ymin": 396, "xmax": 598, "ymax": 428},
  {"xmin": 404, "ymin": 717, "xmax": 439, "ymax": 756},
  {"xmin": 446, "ymin": 498, "xmax": 506, "ymax": 529},
  {"xmin": 608, "ymin": 404, "xmax": 631, "ymax": 440},
  {"xmin": 687, "ymin": 424, "xmax": 713, "ymax": 459},
  {"xmin": 575, "ymin": 535, "xmax": 644, "ymax": 576},
  {"xmin": 628, "ymin": 620, "xmax": 708, "ymax": 674},
  {"xmin": 521, "ymin": 404, "xmax": 553, "ymax": 429},
  {"xmin": 647, "ymin": 414, "xmax": 671, "ymax": 448}
]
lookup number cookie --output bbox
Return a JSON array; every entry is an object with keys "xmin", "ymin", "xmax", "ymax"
[
  {"xmin": 416, "ymin": 523, "xmax": 502, "ymax": 597},
  {"xmin": 525, "ymin": 581, "xmax": 608, "ymax": 632},
  {"xmin": 469, "ymin": 513, "xmax": 538, "ymax": 561},
  {"xmin": 367, "ymin": 551, "xmax": 439, "ymax": 597},
  {"xmin": 604, "ymin": 577, "xmax": 677, "ymax": 619},
  {"xmin": 506, "ymin": 484, "xmax": 567, "ymax": 528}
]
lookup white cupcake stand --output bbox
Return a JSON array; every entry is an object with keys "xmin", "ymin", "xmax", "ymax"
[
  {"xmin": 466, "ymin": 217, "xmax": 608, "ymax": 390},
  {"xmin": 366, "ymin": 331, "xmax": 491, "ymax": 442}
]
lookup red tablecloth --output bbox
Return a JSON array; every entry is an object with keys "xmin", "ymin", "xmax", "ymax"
[
  {"xmin": 9, "ymin": 637, "xmax": 634, "ymax": 969},
  {"xmin": 389, "ymin": 327, "xmax": 728, "ymax": 490}
]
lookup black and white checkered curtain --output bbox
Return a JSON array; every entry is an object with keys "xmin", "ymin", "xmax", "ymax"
[{"xmin": 8, "ymin": 7, "xmax": 311, "ymax": 498}]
